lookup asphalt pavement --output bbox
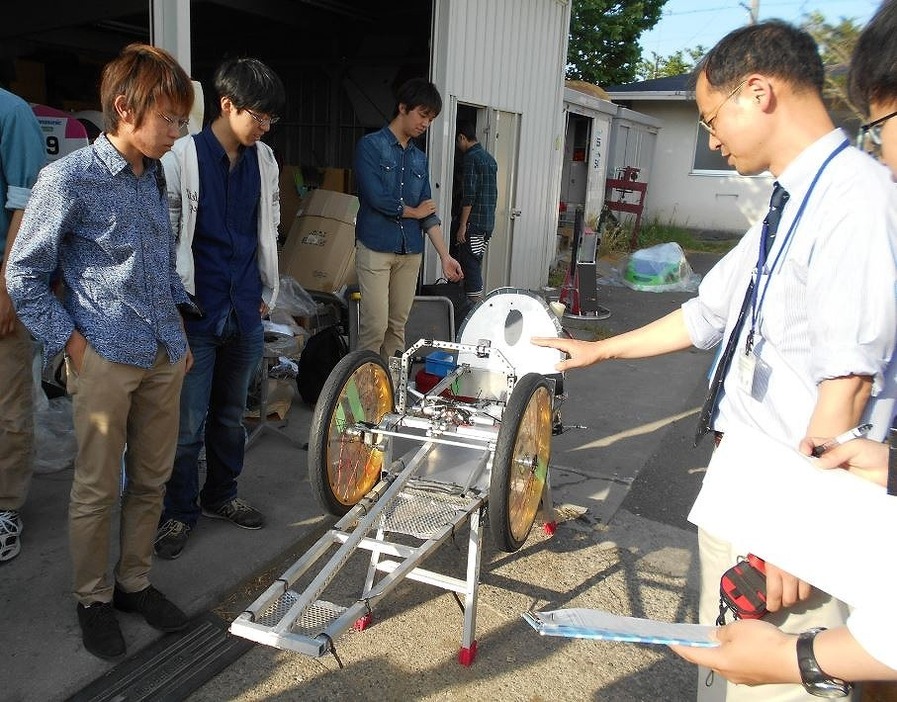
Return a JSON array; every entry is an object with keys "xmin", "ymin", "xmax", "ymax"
[{"xmin": 2, "ymin": 252, "xmax": 722, "ymax": 702}]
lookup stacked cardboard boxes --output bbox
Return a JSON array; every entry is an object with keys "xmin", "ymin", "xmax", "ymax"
[{"xmin": 279, "ymin": 189, "xmax": 359, "ymax": 293}]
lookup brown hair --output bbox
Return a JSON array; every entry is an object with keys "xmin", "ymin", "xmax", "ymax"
[{"xmin": 100, "ymin": 43, "xmax": 193, "ymax": 134}]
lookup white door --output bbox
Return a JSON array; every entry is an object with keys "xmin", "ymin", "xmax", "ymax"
[{"xmin": 482, "ymin": 108, "xmax": 521, "ymax": 293}]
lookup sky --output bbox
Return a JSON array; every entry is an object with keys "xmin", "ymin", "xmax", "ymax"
[{"xmin": 639, "ymin": 0, "xmax": 881, "ymax": 59}]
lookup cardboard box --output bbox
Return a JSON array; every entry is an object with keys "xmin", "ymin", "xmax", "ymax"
[
  {"xmin": 319, "ymin": 168, "xmax": 353, "ymax": 194},
  {"xmin": 280, "ymin": 189, "xmax": 359, "ymax": 293}
]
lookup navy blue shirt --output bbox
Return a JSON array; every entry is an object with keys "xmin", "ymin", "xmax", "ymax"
[
  {"xmin": 354, "ymin": 125, "xmax": 440, "ymax": 254},
  {"xmin": 190, "ymin": 126, "xmax": 262, "ymax": 336}
]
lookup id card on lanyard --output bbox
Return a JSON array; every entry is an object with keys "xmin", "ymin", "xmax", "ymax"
[{"xmin": 739, "ymin": 139, "xmax": 849, "ymax": 398}]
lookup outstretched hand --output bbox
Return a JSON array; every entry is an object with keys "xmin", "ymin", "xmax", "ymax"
[{"xmin": 531, "ymin": 336, "xmax": 605, "ymax": 372}]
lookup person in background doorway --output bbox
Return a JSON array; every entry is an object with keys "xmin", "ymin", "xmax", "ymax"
[
  {"xmin": 353, "ymin": 78, "xmax": 462, "ymax": 360},
  {"xmin": 155, "ymin": 57, "xmax": 285, "ymax": 561},
  {"xmin": 452, "ymin": 120, "xmax": 497, "ymax": 305},
  {"xmin": 0, "ymin": 82, "xmax": 45, "ymax": 563},
  {"xmin": 5, "ymin": 44, "xmax": 195, "ymax": 661}
]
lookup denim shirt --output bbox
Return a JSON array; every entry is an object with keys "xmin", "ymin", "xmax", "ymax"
[
  {"xmin": 5, "ymin": 134, "xmax": 189, "ymax": 367},
  {"xmin": 354, "ymin": 125, "xmax": 440, "ymax": 254}
]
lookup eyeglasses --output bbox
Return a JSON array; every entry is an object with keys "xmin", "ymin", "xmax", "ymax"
[
  {"xmin": 244, "ymin": 108, "xmax": 280, "ymax": 127},
  {"xmin": 857, "ymin": 110, "xmax": 897, "ymax": 154},
  {"xmin": 157, "ymin": 112, "xmax": 190, "ymax": 130},
  {"xmin": 698, "ymin": 80, "xmax": 747, "ymax": 135}
]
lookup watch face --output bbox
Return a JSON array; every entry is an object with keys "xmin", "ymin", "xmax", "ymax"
[{"xmin": 806, "ymin": 680, "xmax": 850, "ymax": 698}]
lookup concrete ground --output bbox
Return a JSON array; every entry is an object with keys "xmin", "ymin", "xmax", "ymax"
[{"xmin": 2, "ymin": 252, "xmax": 721, "ymax": 702}]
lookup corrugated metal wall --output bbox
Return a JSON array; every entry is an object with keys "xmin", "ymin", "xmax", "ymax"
[{"xmin": 429, "ymin": 0, "xmax": 571, "ymax": 290}]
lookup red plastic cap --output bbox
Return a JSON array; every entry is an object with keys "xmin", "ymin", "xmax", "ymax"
[{"xmin": 458, "ymin": 641, "xmax": 478, "ymax": 666}]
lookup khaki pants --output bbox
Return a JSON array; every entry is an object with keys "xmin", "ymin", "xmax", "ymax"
[
  {"xmin": 67, "ymin": 344, "xmax": 185, "ymax": 604},
  {"xmin": 355, "ymin": 241, "xmax": 421, "ymax": 360},
  {"xmin": 696, "ymin": 528, "xmax": 856, "ymax": 702},
  {"xmin": 0, "ymin": 319, "xmax": 34, "ymax": 511}
]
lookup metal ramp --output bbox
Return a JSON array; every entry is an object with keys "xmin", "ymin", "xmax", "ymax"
[{"xmin": 230, "ymin": 440, "xmax": 496, "ymax": 663}]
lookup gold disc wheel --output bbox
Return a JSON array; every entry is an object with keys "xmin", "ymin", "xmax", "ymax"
[
  {"xmin": 489, "ymin": 373, "xmax": 552, "ymax": 552},
  {"xmin": 308, "ymin": 350, "xmax": 394, "ymax": 516}
]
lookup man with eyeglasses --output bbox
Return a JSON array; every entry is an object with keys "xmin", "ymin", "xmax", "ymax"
[
  {"xmin": 6, "ymin": 44, "xmax": 195, "ymax": 661},
  {"xmin": 155, "ymin": 57, "xmax": 285, "ymax": 560},
  {"xmin": 669, "ymin": 2, "xmax": 897, "ymax": 695},
  {"xmin": 535, "ymin": 20, "xmax": 897, "ymax": 701},
  {"xmin": 851, "ymin": 0, "xmax": 897, "ymax": 176}
]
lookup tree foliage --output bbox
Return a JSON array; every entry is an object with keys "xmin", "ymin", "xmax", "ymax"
[
  {"xmin": 801, "ymin": 11, "xmax": 862, "ymax": 119},
  {"xmin": 566, "ymin": 0, "xmax": 667, "ymax": 87},
  {"xmin": 635, "ymin": 46, "xmax": 705, "ymax": 82}
]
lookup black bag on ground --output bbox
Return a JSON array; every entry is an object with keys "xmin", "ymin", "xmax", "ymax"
[
  {"xmin": 419, "ymin": 278, "xmax": 472, "ymax": 325},
  {"xmin": 296, "ymin": 325, "xmax": 348, "ymax": 405}
]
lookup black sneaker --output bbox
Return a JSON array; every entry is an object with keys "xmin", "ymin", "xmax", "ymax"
[
  {"xmin": 77, "ymin": 601, "xmax": 126, "ymax": 660},
  {"xmin": 154, "ymin": 518, "xmax": 191, "ymax": 560},
  {"xmin": 201, "ymin": 498, "xmax": 264, "ymax": 529},
  {"xmin": 113, "ymin": 585, "xmax": 188, "ymax": 632}
]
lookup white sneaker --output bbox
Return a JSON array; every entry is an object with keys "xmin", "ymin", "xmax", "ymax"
[{"xmin": 0, "ymin": 510, "xmax": 23, "ymax": 562}]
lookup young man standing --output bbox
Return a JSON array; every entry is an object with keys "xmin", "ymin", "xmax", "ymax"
[
  {"xmin": 453, "ymin": 120, "xmax": 497, "ymax": 304},
  {"xmin": 6, "ymin": 44, "xmax": 195, "ymax": 660},
  {"xmin": 354, "ymin": 78, "xmax": 462, "ymax": 360},
  {"xmin": 0, "ymin": 84, "xmax": 45, "ymax": 563},
  {"xmin": 154, "ymin": 58, "xmax": 285, "ymax": 560},
  {"xmin": 535, "ymin": 20, "xmax": 897, "ymax": 702}
]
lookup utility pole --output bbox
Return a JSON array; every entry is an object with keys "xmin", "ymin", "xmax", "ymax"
[{"xmin": 739, "ymin": 0, "xmax": 760, "ymax": 24}]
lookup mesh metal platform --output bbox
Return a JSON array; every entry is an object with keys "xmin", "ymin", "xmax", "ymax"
[
  {"xmin": 256, "ymin": 590, "xmax": 348, "ymax": 636},
  {"xmin": 378, "ymin": 488, "xmax": 474, "ymax": 539}
]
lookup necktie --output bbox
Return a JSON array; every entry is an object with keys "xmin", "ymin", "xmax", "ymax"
[{"xmin": 693, "ymin": 183, "xmax": 790, "ymax": 446}]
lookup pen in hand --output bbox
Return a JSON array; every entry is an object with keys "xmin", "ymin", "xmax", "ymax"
[{"xmin": 810, "ymin": 423, "xmax": 873, "ymax": 457}]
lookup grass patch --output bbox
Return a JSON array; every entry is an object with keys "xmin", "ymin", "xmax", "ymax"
[
  {"xmin": 634, "ymin": 220, "xmax": 737, "ymax": 254},
  {"xmin": 589, "ymin": 212, "xmax": 738, "ymax": 256}
]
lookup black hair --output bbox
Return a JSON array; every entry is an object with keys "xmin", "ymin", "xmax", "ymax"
[
  {"xmin": 393, "ymin": 78, "xmax": 442, "ymax": 118},
  {"xmin": 849, "ymin": 0, "xmax": 897, "ymax": 113},
  {"xmin": 692, "ymin": 20, "xmax": 824, "ymax": 96},
  {"xmin": 456, "ymin": 120, "xmax": 477, "ymax": 141},
  {"xmin": 212, "ymin": 57, "xmax": 285, "ymax": 118}
]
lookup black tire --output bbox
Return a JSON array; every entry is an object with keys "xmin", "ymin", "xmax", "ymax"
[
  {"xmin": 489, "ymin": 373, "xmax": 552, "ymax": 552},
  {"xmin": 308, "ymin": 350, "xmax": 394, "ymax": 516}
]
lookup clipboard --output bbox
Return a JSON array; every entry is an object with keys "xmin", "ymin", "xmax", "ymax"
[{"xmin": 523, "ymin": 608, "xmax": 719, "ymax": 647}]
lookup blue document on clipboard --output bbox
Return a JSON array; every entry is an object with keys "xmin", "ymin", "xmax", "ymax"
[{"xmin": 523, "ymin": 609, "xmax": 719, "ymax": 647}]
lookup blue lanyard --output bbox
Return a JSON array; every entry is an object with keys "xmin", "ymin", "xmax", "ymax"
[{"xmin": 746, "ymin": 139, "xmax": 849, "ymax": 352}]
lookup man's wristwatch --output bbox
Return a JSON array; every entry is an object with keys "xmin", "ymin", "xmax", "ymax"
[{"xmin": 796, "ymin": 628, "xmax": 852, "ymax": 698}]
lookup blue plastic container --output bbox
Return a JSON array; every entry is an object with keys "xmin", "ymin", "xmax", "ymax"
[{"xmin": 425, "ymin": 351, "xmax": 456, "ymax": 378}]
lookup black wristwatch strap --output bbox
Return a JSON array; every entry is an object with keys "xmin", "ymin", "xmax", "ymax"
[
  {"xmin": 888, "ymin": 422, "xmax": 897, "ymax": 497},
  {"xmin": 796, "ymin": 628, "xmax": 851, "ymax": 698}
]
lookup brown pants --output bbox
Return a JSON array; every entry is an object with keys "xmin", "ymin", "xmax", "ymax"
[
  {"xmin": 0, "ymin": 319, "xmax": 34, "ymax": 511},
  {"xmin": 67, "ymin": 344, "xmax": 185, "ymax": 604},
  {"xmin": 355, "ymin": 241, "xmax": 422, "ymax": 360}
]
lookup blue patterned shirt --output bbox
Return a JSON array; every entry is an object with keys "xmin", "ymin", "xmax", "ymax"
[{"xmin": 6, "ymin": 134, "xmax": 189, "ymax": 367}]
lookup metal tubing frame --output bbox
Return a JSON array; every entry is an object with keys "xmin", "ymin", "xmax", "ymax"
[{"xmin": 231, "ymin": 330, "xmax": 557, "ymax": 661}]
